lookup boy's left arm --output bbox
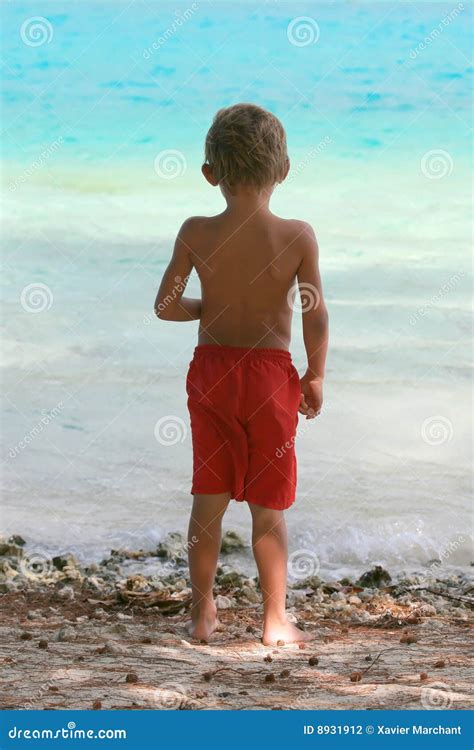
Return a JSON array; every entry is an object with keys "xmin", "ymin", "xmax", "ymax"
[{"xmin": 154, "ymin": 219, "xmax": 201, "ymax": 321}]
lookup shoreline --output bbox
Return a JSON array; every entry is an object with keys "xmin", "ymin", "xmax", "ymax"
[{"xmin": 1, "ymin": 533, "xmax": 472, "ymax": 710}]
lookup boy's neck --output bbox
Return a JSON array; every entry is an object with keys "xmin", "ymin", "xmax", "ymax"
[{"xmin": 223, "ymin": 186, "xmax": 273, "ymax": 218}]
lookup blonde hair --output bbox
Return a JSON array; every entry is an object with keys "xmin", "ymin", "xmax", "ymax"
[{"xmin": 204, "ymin": 103, "xmax": 288, "ymax": 190}]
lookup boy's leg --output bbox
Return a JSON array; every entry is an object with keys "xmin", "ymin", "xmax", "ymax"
[
  {"xmin": 249, "ymin": 502, "xmax": 313, "ymax": 646},
  {"xmin": 186, "ymin": 492, "xmax": 231, "ymax": 641}
]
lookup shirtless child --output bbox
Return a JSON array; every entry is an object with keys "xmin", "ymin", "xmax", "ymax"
[{"xmin": 154, "ymin": 103, "xmax": 329, "ymax": 645}]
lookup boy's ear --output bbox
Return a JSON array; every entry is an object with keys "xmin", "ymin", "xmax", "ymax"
[
  {"xmin": 202, "ymin": 163, "xmax": 219, "ymax": 186},
  {"xmin": 281, "ymin": 158, "xmax": 290, "ymax": 183}
]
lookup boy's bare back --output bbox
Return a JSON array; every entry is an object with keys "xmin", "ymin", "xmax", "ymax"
[{"xmin": 158, "ymin": 209, "xmax": 321, "ymax": 352}]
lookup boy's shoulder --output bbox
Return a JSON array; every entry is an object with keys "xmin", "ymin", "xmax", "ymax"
[{"xmin": 273, "ymin": 216, "xmax": 318, "ymax": 254}]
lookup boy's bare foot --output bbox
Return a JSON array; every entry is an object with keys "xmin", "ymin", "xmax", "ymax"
[
  {"xmin": 262, "ymin": 619, "xmax": 314, "ymax": 646},
  {"xmin": 185, "ymin": 602, "xmax": 219, "ymax": 643}
]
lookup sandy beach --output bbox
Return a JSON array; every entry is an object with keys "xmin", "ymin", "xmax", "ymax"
[{"xmin": 1, "ymin": 533, "xmax": 472, "ymax": 711}]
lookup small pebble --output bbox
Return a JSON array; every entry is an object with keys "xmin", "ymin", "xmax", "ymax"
[
  {"xmin": 350, "ymin": 671, "xmax": 362, "ymax": 682},
  {"xmin": 125, "ymin": 673, "xmax": 138, "ymax": 684},
  {"xmin": 92, "ymin": 700, "xmax": 102, "ymax": 710},
  {"xmin": 298, "ymin": 642, "xmax": 306, "ymax": 650},
  {"xmin": 264, "ymin": 655, "xmax": 272, "ymax": 663},
  {"xmin": 276, "ymin": 639, "xmax": 285, "ymax": 647},
  {"xmin": 20, "ymin": 632, "xmax": 32, "ymax": 640},
  {"xmin": 38, "ymin": 639, "xmax": 48, "ymax": 649},
  {"xmin": 203, "ymin": 672, "xmax": 212, "ymax": 682},
  {"xmin": 308, "ymin": 656, "xmax": 319, "ymax": 666},
  {"xmin": 400, "ymin": 633, "xmax": 418, "ymax": 644},
  {"xmin": 420, "ymin": 672, "xmax": 428, "ymax": 681},
  {"xmin": 142, "ymin": 636, "xmax": 152, "ymax": 644},
  {"xmin": 434, "ymin": 659, "xmax": 446, "ymax": 668},
  {"xmin": 264, "ymin": 674, "xmax": 275, "ymax": 683},
  {"xmin": 280, "ymin": 669, "xmax": 290, "ymax": 678}
]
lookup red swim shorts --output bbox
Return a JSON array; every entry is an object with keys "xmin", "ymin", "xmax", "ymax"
[{"xmin": 186, "ymin": 344, "xmax": 301, "ymax": 510}]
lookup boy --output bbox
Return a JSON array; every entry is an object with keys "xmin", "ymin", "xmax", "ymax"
[{"xmin": 154, "ymin": 103, "xmax": 328, "ymax": 645}]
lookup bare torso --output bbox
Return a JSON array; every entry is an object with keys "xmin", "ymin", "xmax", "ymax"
[{"xmin": 189, "ymin": 211, "xmax": 305, "ymax": 350}]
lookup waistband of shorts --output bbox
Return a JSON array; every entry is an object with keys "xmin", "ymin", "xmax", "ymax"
[{"xmin": 193, "ymin": 344, "xmax": 291, "ymax": 362}]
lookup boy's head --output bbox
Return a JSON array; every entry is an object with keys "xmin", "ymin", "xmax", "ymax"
[{"xmin": 203, "ymin": 103, "xmax": 289, "ymax": 192}]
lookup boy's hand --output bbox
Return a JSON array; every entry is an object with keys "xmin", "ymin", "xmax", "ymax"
[{"xmin": 299, "ymin": 372, "xmax": 323, "ymax": 419}]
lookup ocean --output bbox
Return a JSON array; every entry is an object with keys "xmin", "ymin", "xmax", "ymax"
[{"xmin": 1, "ymin": 0, "xmax": 472, "ymax": 579}]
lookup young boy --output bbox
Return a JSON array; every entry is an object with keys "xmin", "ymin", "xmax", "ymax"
[{"xmin": 154, "ymin": 103, "xmax": 328, "ymax": 646}]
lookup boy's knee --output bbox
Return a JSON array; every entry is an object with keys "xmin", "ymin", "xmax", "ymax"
[{"xmin": 249, "ymin": 503, "xmax": 284, "ymax": 532}]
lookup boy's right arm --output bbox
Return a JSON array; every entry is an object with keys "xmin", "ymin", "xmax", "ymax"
[
  {"xmin": 296, "ymin": 223, "xmax": 329, "ymax": 418},
  {"xmin": 154, "ymin": 218, "xmax": 201, "ymax": 322}
]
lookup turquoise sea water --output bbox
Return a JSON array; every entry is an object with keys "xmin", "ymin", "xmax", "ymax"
[{"xmin": 1, "ymin": 1, "xmax": 472, "ymax": 575}]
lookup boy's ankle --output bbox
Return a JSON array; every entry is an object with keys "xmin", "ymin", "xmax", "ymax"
[
  {"xmin": 263, "ymin": 611, "xmax": 288, "ymax": 627},
  {"xmin": 191, "ymin": 600, "xmax": 216, "ymax": 618}
]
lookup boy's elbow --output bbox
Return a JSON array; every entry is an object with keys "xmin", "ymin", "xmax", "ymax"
[{"xmin": 154, "ymin": 302, "xmax": 170, "ymax": 320}]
